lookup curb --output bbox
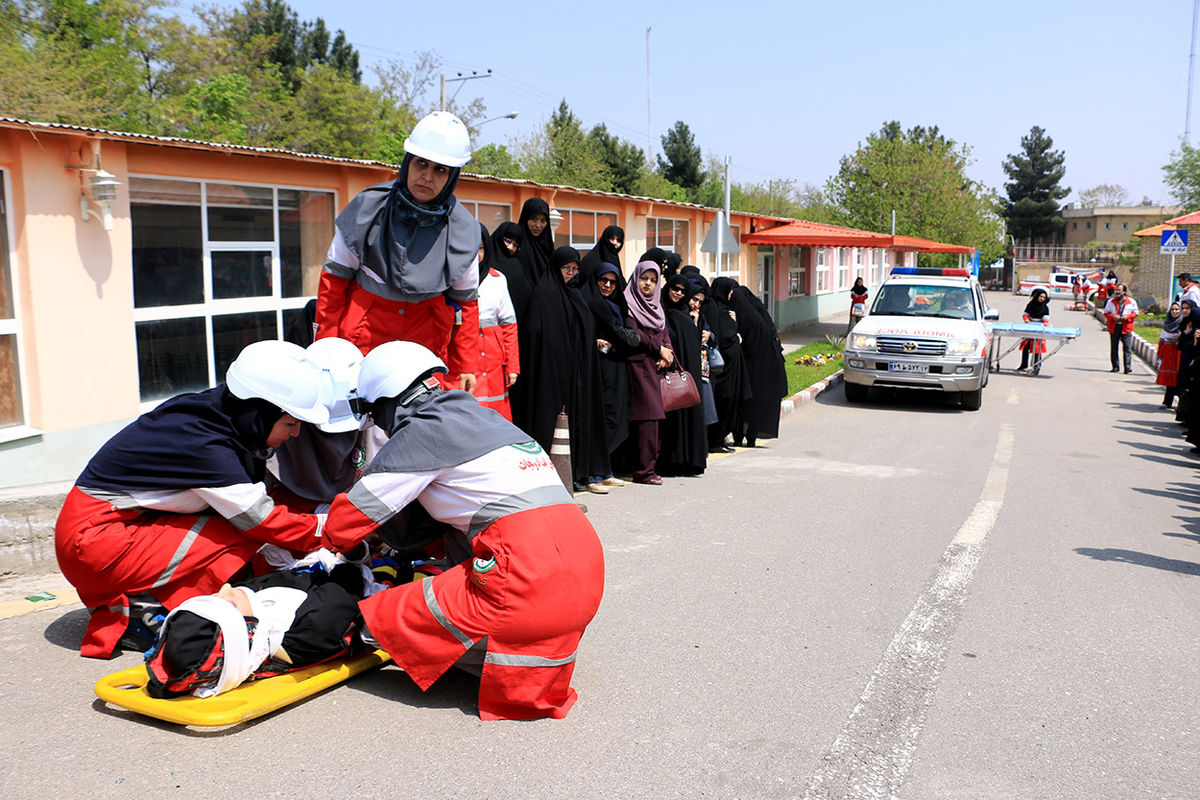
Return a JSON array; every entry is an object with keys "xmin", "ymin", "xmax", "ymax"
[{"xmin": 781, "ymin": 370, "xmax": 844, "ymax": 416}]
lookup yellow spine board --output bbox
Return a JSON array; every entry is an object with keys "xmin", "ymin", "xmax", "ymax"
[{"xmin": 94, "ymin": 649, "xmax": 392, "ymax": 726}]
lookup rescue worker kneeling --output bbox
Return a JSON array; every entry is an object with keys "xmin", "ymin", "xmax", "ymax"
[
  {"xmin": 323, "ymin": 341, "xmax": 605, "ymax": 721},
  {"xmin": 55, "ymin": 341, "xmax": 329, "ymax": 659}
]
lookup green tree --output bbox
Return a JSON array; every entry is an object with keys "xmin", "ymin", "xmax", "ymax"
[
  {"xmin": 826, "ymin": 121, "xmax": 1004, "ymax": 263},
  {"xmin": 588, "ymin": 124, "xmax": 644, "ymax": 195},
  {"xmin": 469, "ymin": 143, "xmax": 523, "ymax": 178},
  {"xmin": 656, "ymin": 120, "xmax": 704, "ymax": 197},
  {"xmin": 1001, "ymin": 125, "xmax": 1069, "ymax": 243},
  {"xmin": 518, "ymin": 100, "xmax": 612, "ymax": 191},
  {"xmin": 1163, "ymin": 141, "xmax": 1200, "ymax": 209}
]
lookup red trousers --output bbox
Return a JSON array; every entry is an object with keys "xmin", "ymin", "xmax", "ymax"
[
  {"xmin": 55, "ymin": 488, "xmax": 260, "ymax": 658},
  {"xmin": 359, "ymin": 503, "xmax": 605, "ymax": 720}
]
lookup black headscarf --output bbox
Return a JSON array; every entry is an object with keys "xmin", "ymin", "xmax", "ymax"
[
  {"xmin": 334, "ymin": 154, "xmax": 479, "ymax": 296},
  {"xmin": 661, "ymin": 273, "xmax": 691, "ymax": 312},
  {"xmin": 1164, "ymin": 303, "xmax": 1184, "ymax": 336},
  {"xmin": 516, "ymin": 198, "xmax": 555, "ymax": 288},
  {"xmin": 680, "ymin": 264, "xmax": 702, "ymax": 282},
  {"xmin": 77, "ymin": 386, "xmax": 283, "ymax": 492},
  {"xmin": 489, "ymin": 221, "xmax": 531, "ymax": 319},
  {"xmin": 1024, "ymin": 289, "xmax": 1050, "ymax": 320},
  {"xmin": 582, "ymin": 225, "xmax": 625, "ymax": 281},
  {"xmin": 638, "ymin": 248, "xmax": 670, "ymax": 271},
  {"xmin": 663, "ymin": 252, "xmax": 683, "ymax": 280},
  {"xmin": 477, "ymin": 222, "xmax": 493, "ymax": 283}
]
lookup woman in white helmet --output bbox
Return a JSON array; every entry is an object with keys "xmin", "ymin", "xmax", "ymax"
[
  {"xmin": 54, "ymin": 340, "xmax": 330, "ymax": 658},
  {"xmin": 266, "ymin": 337, "xmax": 377, "ymax": 506},
  {"xmin": 315, "ymin": 111, "xmax": 481, "ymax": 393},
  {"xmin": 322, "ymin": 340, "xmax": 605, "ymax": 721}
]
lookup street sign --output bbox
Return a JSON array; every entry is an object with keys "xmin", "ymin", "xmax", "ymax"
[{"xmin": 1161, "ymin": 229, "xmax": 1188, "ymax": 254}]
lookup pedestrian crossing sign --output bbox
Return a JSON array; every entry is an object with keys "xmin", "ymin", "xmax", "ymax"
[{"xmin": 1161, "ymin": 229, "xmax": 1188, "ymax": 254}]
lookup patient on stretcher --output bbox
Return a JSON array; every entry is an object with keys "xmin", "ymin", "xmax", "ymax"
[{"xmin": 144, "ymin": 551, "xmax": 380, "ymax": 698}]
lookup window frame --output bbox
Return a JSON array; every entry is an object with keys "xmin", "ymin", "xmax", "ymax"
[
  {"xmin": 555, "ymin": 208, "xmax": 620, "ymax": 251},
  {"xmin": 787, "ymin": 246, "xmax": 808, "ymax": 297},
  {"xmin": 130, "ymin": 175, "xmax": 337, "ymax": 408},
  {"xmin": 0, "ymin": 169, "xmax": 34, "ymax": 441},
  {"xmin": 459, "ymin": 200, "xmax": 512, "ymax": 233}
]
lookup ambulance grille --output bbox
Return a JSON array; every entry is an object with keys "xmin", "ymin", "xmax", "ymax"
[{"xmin": 877, "ymin": 336, "xmax": 947, "ymax": 357}]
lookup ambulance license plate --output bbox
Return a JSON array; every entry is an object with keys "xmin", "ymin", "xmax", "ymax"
[{"xmin": 889, "ymin": 363, "xmax": 928, "ymax": 373}]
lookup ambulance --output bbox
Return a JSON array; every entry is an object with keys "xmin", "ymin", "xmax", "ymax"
[{"xmin": 843, "ymin": 267, "xmax": 997, "ymax": 411}]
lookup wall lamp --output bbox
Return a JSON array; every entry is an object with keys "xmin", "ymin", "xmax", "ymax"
[
  {"xmin": 548, "ymin": 207, "xmax": 563, "ymax": 233},
  {"xmin": 80, "ymin": 169, "xmax": 120, "ymax": 231}
]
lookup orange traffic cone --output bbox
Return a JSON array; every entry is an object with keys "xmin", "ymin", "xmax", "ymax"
[{"xmin": 550, "ymin": 407, "xmax": 573, "ymax": 492}]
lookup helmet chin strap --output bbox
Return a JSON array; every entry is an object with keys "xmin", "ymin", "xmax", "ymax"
[{"xmin": 369, "ymin": 375, "xmax": 443, "ymax": 433}]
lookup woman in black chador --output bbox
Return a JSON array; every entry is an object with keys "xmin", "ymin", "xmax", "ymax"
[
  {"xmin": 717, "ymin": 278, "xmax": 787, "ymax": 446},
  {"xmin": 515, "ymin": 198, "xmax": 554, "ymax": 289},
  {"xmin": 659, "ymin": 273, "xmax": 708, "ymax": 476},
  {"xmin": 703, "ymin": 277, "xmax": 750, "ymax": 452},
  {"xmin": 512, "ymin": 247, "xmax": 610, "ymax": 489}
]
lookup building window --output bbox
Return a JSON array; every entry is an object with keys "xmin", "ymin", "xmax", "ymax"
[
  {"xmin": 788, "ymin": 246, "xmax": 808, "ymax": 296},
  {"xmin": 1122, "ymin": 223, "xmax": 1128, "ymax": 229},
  {"xmin": 131, "ymin": 176, "xmax": 336, "ymax": 403},
  {"xmin": 836, "ymin": 247, "xmax": 851, "ymax": 290},
  {"xmin": 645, "ymin": 217, "xmax": 690, "ymax": 255},
  {"xmin": 815, "ymin": 247, "xmax": 830, "ymax": 292},
  {"xmin": 459, "ymin": 201, "xmax": 511, "ymax": 233},
  {"xmin": 554, "ymin": 209, "xmax": 619, "ymax": 251},
  {"xmin": 1072, "ymin": 222, "xmax": 1078, "ymax": 230},
  {"xmin": 870, "ymin": 249, "xmax": 883, "ymax": 285},
  {"xmin": 0, "ymin": 174, "xmax": 24, "ymax": 429},
  {"xmin": 1086, "ymin": 222, "xmax": 1091, "ymax": 229},
  {"xmin": 1104, "ymin": 222, "xmax": 1110, "ymax": 230}
]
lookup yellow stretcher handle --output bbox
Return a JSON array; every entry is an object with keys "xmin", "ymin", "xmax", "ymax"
[{"xmin": 94, "ymin": 648, "xmax": 392, "ymax": 726}]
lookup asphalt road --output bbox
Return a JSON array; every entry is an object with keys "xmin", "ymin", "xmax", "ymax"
[{"xmin": 2, "ymin": 291, "xmax": 1198, "ymax": 800}]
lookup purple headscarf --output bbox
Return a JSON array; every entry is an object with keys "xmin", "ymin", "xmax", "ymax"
[{"xmin": 624, "ymin": 260, "xmax": 666, "ymax": 332}]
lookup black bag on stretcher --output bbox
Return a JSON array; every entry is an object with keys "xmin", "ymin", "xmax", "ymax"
[{"xmin": 144, "ymin": 563, "xmax": 368, "ymax": 699}]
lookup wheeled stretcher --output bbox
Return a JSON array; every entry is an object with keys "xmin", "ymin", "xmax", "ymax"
[{"xmin": 989, "ymin": 323, "xmax": 1081, "ymax": 375}]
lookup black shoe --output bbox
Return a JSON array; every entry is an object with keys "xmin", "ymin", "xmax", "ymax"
[
  {"xmin": 1124, "ymin": 369, "xmax": 1132, "ymax": 374},
  {"xmin": 1110, "ymin": 368, "xmax": 1119, "ymax": 373}
]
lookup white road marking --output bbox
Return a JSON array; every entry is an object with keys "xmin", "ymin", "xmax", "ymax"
[
  {"xmin": 1007, "ymin": 388, "xmax": 1019, "ymax": 405},
  {"xmin": 802, "ymin": 424, "xmax": 1014, "ymax": 800},
  {"xmin": 719, "ymin": 456, "xmax": 920, "ymax": 480}
]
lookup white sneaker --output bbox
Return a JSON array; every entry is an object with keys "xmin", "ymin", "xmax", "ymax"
[{"xmin": 586, "ymin": 483, "xmax": 609, "ymax": 494}]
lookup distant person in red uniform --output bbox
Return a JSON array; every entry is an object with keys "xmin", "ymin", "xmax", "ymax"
[
  {"xmin": 314, "ymin": 111, "xmax": 481, "ymax": 392},
  {"xmin": 1157, "ymin": 302, "xmax": 1183, "ymax": 408},
  {"xmin": 322, "ymin": 341, "xmax": 605, "ymax": 720},
  {"xmin": 55, "ymin": 341, "xmax": 329, "ymax": 658}
]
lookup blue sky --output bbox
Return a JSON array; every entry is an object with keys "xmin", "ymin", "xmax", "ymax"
[{"xmin": 193, "ymin": 0, "xmax": 1188, "ymax": 206}]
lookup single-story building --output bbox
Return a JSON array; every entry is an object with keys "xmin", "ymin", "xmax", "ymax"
[{"xmin": 0, "ymin": 117, "xmax": 972, "ymax": 488}]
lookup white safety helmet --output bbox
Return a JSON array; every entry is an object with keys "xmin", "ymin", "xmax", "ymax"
[
  {"xmin": 356, "ymin": 340, "xmax": 448, "ymax": 406},
  {"xmin": 225, "ymin": 340, "xmax": 329, "ymax": 426},
  {"xmin": 403, "ymin": 111, "xmax": 472, "ymax": 168},
  {"xmin": 303, "ymin": 337, "xmax": 365, "ymax": 433}
]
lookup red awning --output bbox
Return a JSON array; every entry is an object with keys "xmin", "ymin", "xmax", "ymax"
[
  {"xmin": 742, "ymin": 220, "xmax": 893, "ymax": 248},
  {"xmin": 889, "ymin": 235, "xmax": 975, "ymax": 254},
  {"xmin": 743, "ymin": 221, "xmax": 975, "ymax": 254},
  {"xmin": 1165, "ymin": 210, "xmax": 1200, "ymax": 226}
]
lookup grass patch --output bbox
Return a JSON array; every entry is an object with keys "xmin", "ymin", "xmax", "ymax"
[
  {"xmin": 1135, "ymin": 326, "xmax": 1160, "ymax": 344},
  {"xmin": 783, "ymin": 340, "xmax": 844, "ymax": 396}
]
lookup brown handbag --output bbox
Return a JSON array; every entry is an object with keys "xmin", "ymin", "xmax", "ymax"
[{"xmin": 660, "ymin": 366, "xmax": 700, "ymax": 412}]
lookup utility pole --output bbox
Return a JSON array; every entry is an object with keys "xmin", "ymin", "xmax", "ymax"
[
  {"xmin": 646, "ymin": 27, "xmax": 653, "ymax": 162},
  {"xmin": 441, "ymin": 69, "xmax": 494, "ymax": 112},
  {"xmin": 1189, "ymin": 0, "xmax": 1200, "ymax": 142}
]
